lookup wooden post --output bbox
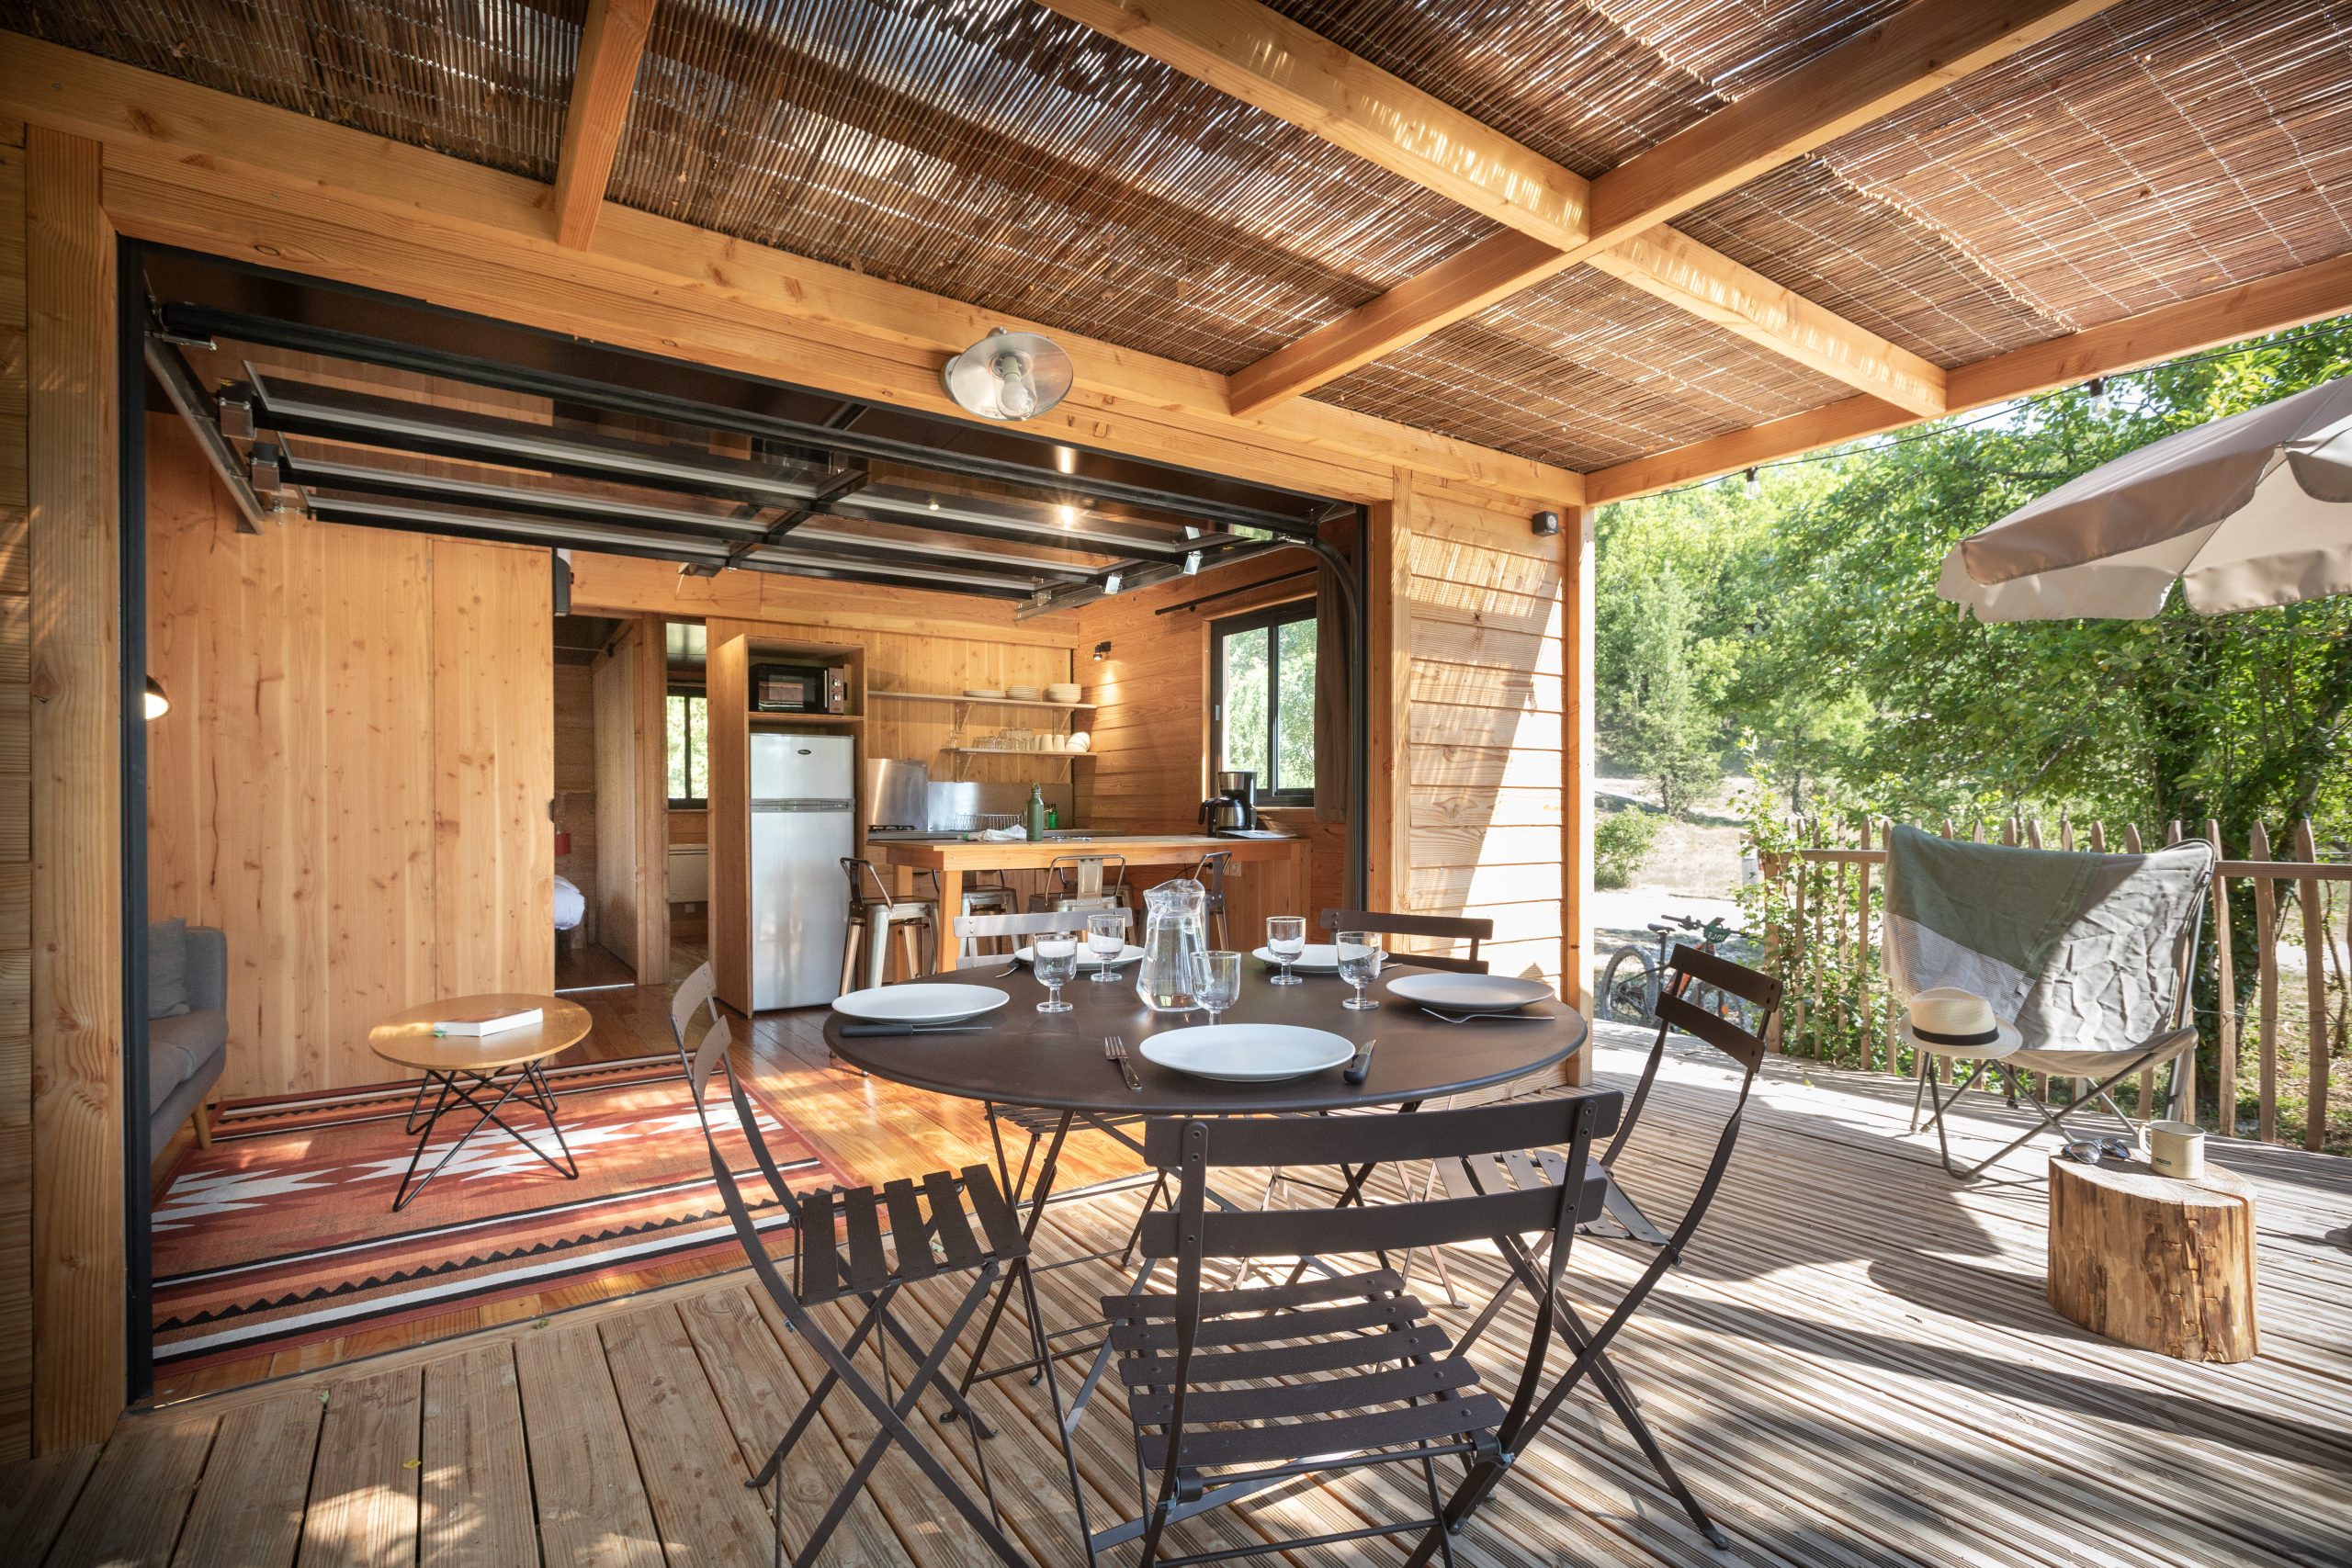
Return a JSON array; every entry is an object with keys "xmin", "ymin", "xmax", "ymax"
[
  {"xmin": 2025, "ymin": 813, "xmax": 2042, "ymax": 850},
  {"xmin": 27, "ymin": 127, "xmax": 125, "ymax": 1453},
  {"xmin": 2249, "ymin": 821, "xmax": 2278, "ymax": 1144},
  {"xmin": 2207, "ymin": 820, "xmax": 2236, "ymax": 1137},
  {"xmin": 2293, "ymin": 819, "xmax": 2326, "ymax": 1152},
  {"xmin": 1856, "ymin": 818, "xmax": 1875, "ymax": 1070},
  {"xmin": 1558, "ymin": 503, "xmax": 1594, "ymax": 1077}
]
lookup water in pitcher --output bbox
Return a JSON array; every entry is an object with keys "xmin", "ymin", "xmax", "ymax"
[{"xmin": 1136, "ymin": 879, "xmax": 1208, "ymax": 1012}]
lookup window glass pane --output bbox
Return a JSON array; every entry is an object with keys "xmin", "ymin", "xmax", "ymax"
[
  {"xmin": 1221, "ymin": 627, "xmax": 1271, "ymax": 780},
  {"xmin": 667, "ymin": 693, "xmax": 709, "ymax": 802},
  {"xmin": 1274, "ymin": 615, "xmax": 1317, "ymax": 792},
  {"xmin": 667, "ymin": 694, "xmax": 689, "ymax": 799}
]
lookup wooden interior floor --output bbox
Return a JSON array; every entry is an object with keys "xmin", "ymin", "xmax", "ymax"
[{"xmin": 44, "ymin": 1030, "xmax": 2352, "ymax": 1567}]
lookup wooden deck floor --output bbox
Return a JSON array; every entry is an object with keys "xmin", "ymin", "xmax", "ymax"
[{"xmin": 24, "ymin": 1029, "xmax": 2352, "ymax": 1567}]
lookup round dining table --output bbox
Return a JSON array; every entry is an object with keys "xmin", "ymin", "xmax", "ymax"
[{"xmin": 823, "ymin": 954, "xmax": 1595, "ymax": 1431}]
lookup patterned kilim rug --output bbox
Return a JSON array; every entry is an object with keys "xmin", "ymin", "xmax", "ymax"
[{"xmin": 150, "ymin": 1053, "xmax": 853, "ymax": 1369}]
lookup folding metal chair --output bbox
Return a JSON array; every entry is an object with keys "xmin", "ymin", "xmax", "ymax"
[
  {"xmin": 1318, "ymin": 908, "xmax": 1494, "ymax": 974},
  {"xmin": 1087, "ymin": 1096, "xmax": 1614, "ymax": 1568},
  {"xmin": 1905, "ymin": 840, "xmax": 2213, "ymax": 1179},
  {"xmin": 679, "ymin": 1009, "xmax": 1042, "ymax": 1567},
  {"xmin": 1427, "ymin": 944, "xmax": 1782, "ymax": 1551}
]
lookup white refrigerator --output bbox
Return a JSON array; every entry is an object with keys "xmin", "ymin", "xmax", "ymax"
[{"xmin": 750, "ymin": 731, "xmax": 856, "ymax": 1011}]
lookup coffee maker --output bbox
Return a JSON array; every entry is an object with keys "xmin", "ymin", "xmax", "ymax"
[{"xmin": 1197, "ymin": 769, "xmax": 1259, "ymax": 835}]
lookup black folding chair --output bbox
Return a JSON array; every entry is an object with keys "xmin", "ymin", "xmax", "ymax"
[
  {"xmin": 1427, "ymin": 943, "xmax": 1781, "ymax": 1551},
  {"xmin": 1318, "ymin": 908, "xmax": 1494, "ymax": 974},
  {"xmin": 1088, "ymin": 1095, "xmax": 1615, "ymax": 1567},
  {"xmin": 679, "ymin": 1009, "xmax": 1043, "ymax": 1567}
]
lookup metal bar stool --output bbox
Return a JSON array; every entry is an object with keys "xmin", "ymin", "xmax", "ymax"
[
  {"xmin": 1028, "ymin": 853, "xmax": 1129, "ymax": 914},
  {"xmin": 838, "ymin": 858, "xmax": 938, "ymax": 994}
]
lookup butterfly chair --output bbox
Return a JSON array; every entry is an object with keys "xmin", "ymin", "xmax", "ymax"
[
  {"xmin": 1089, "ymin": 1095, "xmax": 1616, "ymax": 1568},
  {"xmin": 1423, "ymin": 944, "xmax": 1781, "ymax": 1551},
  {"xmin": 678, "ymin": 1008, "xmax": 1044, "ymax": 1567},
  {"xmin": 1888, "ymin": 826, "xmax": 2215, "ymax": 1179}
]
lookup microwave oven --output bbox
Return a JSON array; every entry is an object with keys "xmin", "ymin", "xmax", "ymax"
[{"xmin": 752, "ymin": 662, "xmax": 849, "ymax": 715}]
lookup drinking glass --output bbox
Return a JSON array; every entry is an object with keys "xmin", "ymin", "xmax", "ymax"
[
  {"xmin": 1336, "ymin": 931, "xmax": 1384, "ymax": 1010},
  {"xmin": 1034, "ymin": 933, "xmax": 1079, "ymax": 1013},
  {"xmin": 1085, "ymin": 911, "xmax": 1127, "ymax": 983},
  {"xmin": 1191, "ymin": 950, "xmax": 1242, "ymax": 1026},
  {"xmin": 1265, "ymin": 916, "xmax": 1306, "ymax": 986}
]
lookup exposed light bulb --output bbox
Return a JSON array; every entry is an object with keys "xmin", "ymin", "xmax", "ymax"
[
  {"xmin": 143, "ymin": 676, "xmax": 171, "ymax": 721},
  {"xmin": 2086, "ymin": 376, "xmax": 2107, "ymax": 409},
  {"xmin": 1054, "ymin": 446, "xmax": 1077, "ymax": 475},
  {"xmin": 1057, "ymin": 504, "xmax": 1079, "ymax": 527},
  {"xmin": 989, "ymin": 350, "xmax": 1037, "ymax": 420},
  {"xmin": 1745, "ymin": 467, "xmax": 1760, "ymax": 499}
]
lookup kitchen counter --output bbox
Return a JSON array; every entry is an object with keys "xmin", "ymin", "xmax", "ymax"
[{"xmin": 865, "ymin": 832, "xmax": 1305, "ymax": 965}]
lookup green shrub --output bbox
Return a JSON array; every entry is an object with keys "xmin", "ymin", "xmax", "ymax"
[{"xmin": 1594, "ymin": 807, "xmax": 1658, "ymax": 889}]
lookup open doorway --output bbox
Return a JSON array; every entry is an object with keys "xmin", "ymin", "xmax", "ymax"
[{"xmin": 553, "ymin": 614, "xmax": 673, "ymax": 992}]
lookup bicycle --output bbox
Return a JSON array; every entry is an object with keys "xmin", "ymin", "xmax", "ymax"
[{"xmin": 1600, "ymin": 913, "xmax": 1758, "ymax": 1031}]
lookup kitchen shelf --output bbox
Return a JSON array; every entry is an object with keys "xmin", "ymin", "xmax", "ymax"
[
  {"xmin": 871, "ymin": 690, "xmax": 1094, "ymax": 713},
  {"xmin": 944, "ymin": 747, "xmax": 1095, "ymax": 761}
]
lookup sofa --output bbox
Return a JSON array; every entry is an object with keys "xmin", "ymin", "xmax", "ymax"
[{"xmin": 148, "ymin": 919, "xmax": 229, "ymax": 1153}]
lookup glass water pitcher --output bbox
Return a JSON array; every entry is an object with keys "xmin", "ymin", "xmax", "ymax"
[{"xmin": 1136, "ymin": 878, "xmax": 1208, "ymax": 1012}]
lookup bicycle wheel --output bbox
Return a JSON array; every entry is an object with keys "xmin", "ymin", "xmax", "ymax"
[{"xmin": 1600, "ymin": 946, "xmax": 1657, "ymax": 1025}]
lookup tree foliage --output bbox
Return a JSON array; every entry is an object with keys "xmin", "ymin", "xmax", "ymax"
[{"xmin": 1596, "ymin": 320, "xmax": 2352, "ymax": 848}]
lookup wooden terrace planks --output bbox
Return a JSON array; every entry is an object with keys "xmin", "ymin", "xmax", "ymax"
[{"xmin": 17, "ymin": 1030, "xmax": 2351, "ymax": 1567}]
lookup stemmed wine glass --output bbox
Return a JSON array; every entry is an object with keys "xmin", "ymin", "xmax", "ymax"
[
  {"xmin": 1265, "ymin": 916, "xmax": 1306, "ymax": 986},
  {"xmin": 1336, "ymin": 931, "xmax": 1384, "ymax": 1010},
  {"xmin": 1191, "ymin": 950, "xmax": 1242, "ymax": 1026},
  {"xmin": 1034, "ymin": 931, "xmax": 1079, "ymax": 1013},
  {"xmin": 1085, "ymin": 910, "xmax": 1127, "ymax": 983}
]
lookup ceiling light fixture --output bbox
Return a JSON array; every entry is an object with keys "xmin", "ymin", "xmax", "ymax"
[
  {"xmin": 942, "ymin": 328, "xmax": 1074, "ymax": 422},
  {"xmin": 1102, "ymin": 570, "xmax": 1125, "ymax": 596}
]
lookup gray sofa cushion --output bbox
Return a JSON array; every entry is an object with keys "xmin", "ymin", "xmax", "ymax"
[
  {"xmin": 149, "ymin": 1010, "xmax": 229, "ymax": 1106},
  {"xmin": 150, "ymin": 917, "xmax": 191, "ymax": 1019}
]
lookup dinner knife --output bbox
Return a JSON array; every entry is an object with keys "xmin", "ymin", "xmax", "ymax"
[{"xmin": 1343, "ymin": 1038, "xmax": 1378, "ymax": 1085}]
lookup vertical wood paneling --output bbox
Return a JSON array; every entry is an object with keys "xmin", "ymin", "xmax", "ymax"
[
  {"xmin": 27, "ymin": 125, "xmax": 121, "ymax": 1455},
  {"xmin": 0, "ymin": 130, "xmax": 30, "ymax": 1464},
  {"xmin": 591, "ymin": 635, "xmax": 638, "ymax": 972},
  {"xmin": 147, "ymin": 416, "xmax": 553, "ymax": 1094},
  {"xmin": 431, "ymin": 537, "xmax": 554, "ymax": 1000}
]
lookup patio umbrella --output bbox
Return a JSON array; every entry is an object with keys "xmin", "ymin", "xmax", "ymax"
[{"xmin": 1937, "ymin": 374, "xmax": 2352, "ymax": 621}]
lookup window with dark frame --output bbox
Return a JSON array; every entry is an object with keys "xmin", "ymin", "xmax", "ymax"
[
  {"xmin": 666, "ymin": 687, "xmax": 709, "ymax": 807},
  {"xmin": 1211, "ymin": 602, "xmax": 1317, "ymax": 807}
]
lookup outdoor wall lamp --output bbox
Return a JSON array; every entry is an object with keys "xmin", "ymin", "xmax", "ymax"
[
  {"xmin": 1092, "ymin": 641, "xmax": 1112, "ymax": 661},
  {"xmin": 143, "ymin": 676, "xmax": 171, "ymax": 721},
  {"xmin": 1530, "ymin": 510, "xmax": 1560, "ymax": 536}
]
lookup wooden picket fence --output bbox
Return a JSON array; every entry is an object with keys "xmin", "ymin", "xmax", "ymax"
[{"xmin": 1756, "ymin": 814, "xmax": 2349, "ymax": 1154}]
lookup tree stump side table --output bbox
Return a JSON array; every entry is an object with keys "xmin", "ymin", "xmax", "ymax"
[{"xmin": 2047, "ymin": 1156, "xmax": 2258, "ymax": 1362}]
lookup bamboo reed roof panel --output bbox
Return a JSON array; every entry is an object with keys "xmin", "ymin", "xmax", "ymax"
[
  {"xmin": 1798, "ymin": 0, "xmax": 2352, "ymax": 334},
  {"xmin": 1266, "ymin": 0, "xmax": 1912, "ymax": 177},
  {"xmin": 2, "ymin": 0, "xmax": 582, "ymax": 181},
  {"xmin": 1671, "ymin": 161, "xmax": 2065, "ymax": 369},
  {"xmin": 604, "ymin": 0, "xmax": 1494, "ymax": 374},
  {"xmin": 1315, "ymin": 266, "xmax": 1856, "ymax": 470}
]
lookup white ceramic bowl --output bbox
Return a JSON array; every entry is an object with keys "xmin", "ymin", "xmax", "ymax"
[
  {"xmin": 1139, "ymin": 1024, "xmax": 1356, "ymax": 1082},
  {"xmin": 831, "ymin": 984, "xmax": 1010, "ymax": 1025}
]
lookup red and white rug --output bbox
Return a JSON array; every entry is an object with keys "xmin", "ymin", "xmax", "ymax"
[{"xmin": 151, "ymin": 1053, "xmax": 853, "ymax": 1369}]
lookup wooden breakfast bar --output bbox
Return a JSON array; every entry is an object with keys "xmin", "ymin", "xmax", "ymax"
[{"xmin": 867, "ymin": 833, "xmax": 1306, "ymax": 965}]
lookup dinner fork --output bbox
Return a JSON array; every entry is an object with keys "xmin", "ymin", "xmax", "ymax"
[
  {"xmin": 1105, "ymin": 1034, "xmax": 1142, "ymax": 1091},
  {"xmin": 1419, "ymin": 1007, "xmax": 1549, "ymax": 1024}
]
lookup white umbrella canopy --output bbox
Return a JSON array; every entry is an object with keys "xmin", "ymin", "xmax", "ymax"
[{"xmin": 1938, "ymin": 374, "xmax": 2352, "ymax": 621}]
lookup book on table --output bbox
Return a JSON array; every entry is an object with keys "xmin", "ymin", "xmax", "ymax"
[{"xmin": 432, "ymin": 1007, "xmax": 543, "ymax": 1038}]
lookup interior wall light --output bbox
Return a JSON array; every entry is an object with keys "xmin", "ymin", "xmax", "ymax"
[
  {"xmin": 1182, "ymin": 550, "xmax": 1202, "ymax": 576},
  {"xmin": 942, "ymin": 328, "xmax": 1074, "ymax": 422},
  {"xmin": 1092, "ymin": 640, "xmax": 1113, "ymax": 661},
  {"xmin": 1102, "ymin": 571, "xmax": 1125, "ymax": 596},
  {"xmin": 142, "ymin": 676, "xmax": 171, "ymax": 721}
]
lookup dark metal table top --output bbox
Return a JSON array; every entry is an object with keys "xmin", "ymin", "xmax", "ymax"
[{"xmin": 821, "ymin": 961, "xmax": 1591, "ymax": 1116}]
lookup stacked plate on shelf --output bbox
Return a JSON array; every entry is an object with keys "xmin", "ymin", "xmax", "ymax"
[
  {"xmin": 964, "ymin": 687, "xmax": 1004, "ymax": 699},
  {"xmin": 1007, "ymin": 684, "xmax": 1043, "ymax": 701}
]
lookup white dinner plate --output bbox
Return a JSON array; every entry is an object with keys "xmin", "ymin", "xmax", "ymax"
[
  {"xmin": 1251, "ymin": 943, "xmax": 1341, "ymax": 974},
  {"xmin": 1386, "ymin": 972, "xmax": 1555, "ymax": 1010},
  {"xmin": 831, "ymin": 984, "xmax": 1010, "ymax": 1025},
  {"xmin": 1015, "ymin": 942, "xmax": 1145, "ymax": 967},
  {"xmin": 1140, "ymin": 1024, "xmax": 1357, "ymax": 1082}
]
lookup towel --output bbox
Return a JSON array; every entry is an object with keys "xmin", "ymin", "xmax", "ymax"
[{"xmin": 1883, "ymin": 824, "xmax": 2212, "ymax": 1051}]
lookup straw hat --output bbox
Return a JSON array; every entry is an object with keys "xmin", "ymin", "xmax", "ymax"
[{"xmin": 1901, "ymin": 987, "xmax": 2023, "ymax": 1058}]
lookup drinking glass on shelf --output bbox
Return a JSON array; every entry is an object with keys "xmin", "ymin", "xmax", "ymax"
[
  {"xmin": 1191, "ymin": 951, "xmax": 1242, "ymax": 1026},
  {"xmin": 1336, "ymin": 931, "xmax": 1384, "ymax": 1010},
  {"xmin": 1265, "ymin": 916, "xmax": 1306, "ymax": 986},
  {"xmin": 1085, "ymin": 911, "xmax": 1127, "ymax": 983},
  {"xmin": 1034, "ymin": 933, "xmax": 1079, "ymax": 1013}
]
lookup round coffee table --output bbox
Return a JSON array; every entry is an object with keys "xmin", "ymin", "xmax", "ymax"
[{"xmin": 368, "ymin": 993, "xmax": 594, "ymax": 1211}]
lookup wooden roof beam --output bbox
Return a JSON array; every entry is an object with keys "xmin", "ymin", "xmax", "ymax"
[
  {"xmin": 1036, "ymin": 0, "xmax": 1590, "ymax": 253},
  {"xmin": 1207, "ymin": 0, "xmax": 2120, "ymax": 414},
  {"xmin": 549, "ymin": 0, "xmax": 654, "ymax": 249},
  {"xmin": 1583, "ymin": 251, "xmax": 2352, "ymax": 504}
]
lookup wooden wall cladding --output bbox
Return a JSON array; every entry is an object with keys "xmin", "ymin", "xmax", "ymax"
[
  {"xmin": 145, "ymin": 415, "xmax": 553, "ymax": 1097},
  {"xmin": 1400, "ymin": 484, "xmax": 1569, "ymax": 987},
  {"xmin": 0, "ymin": 131, "xmax": 31, "ymax": 1463},
  {"xmin": 555, "ymin": 660, "xmax": 599, "ymax": 947}
]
